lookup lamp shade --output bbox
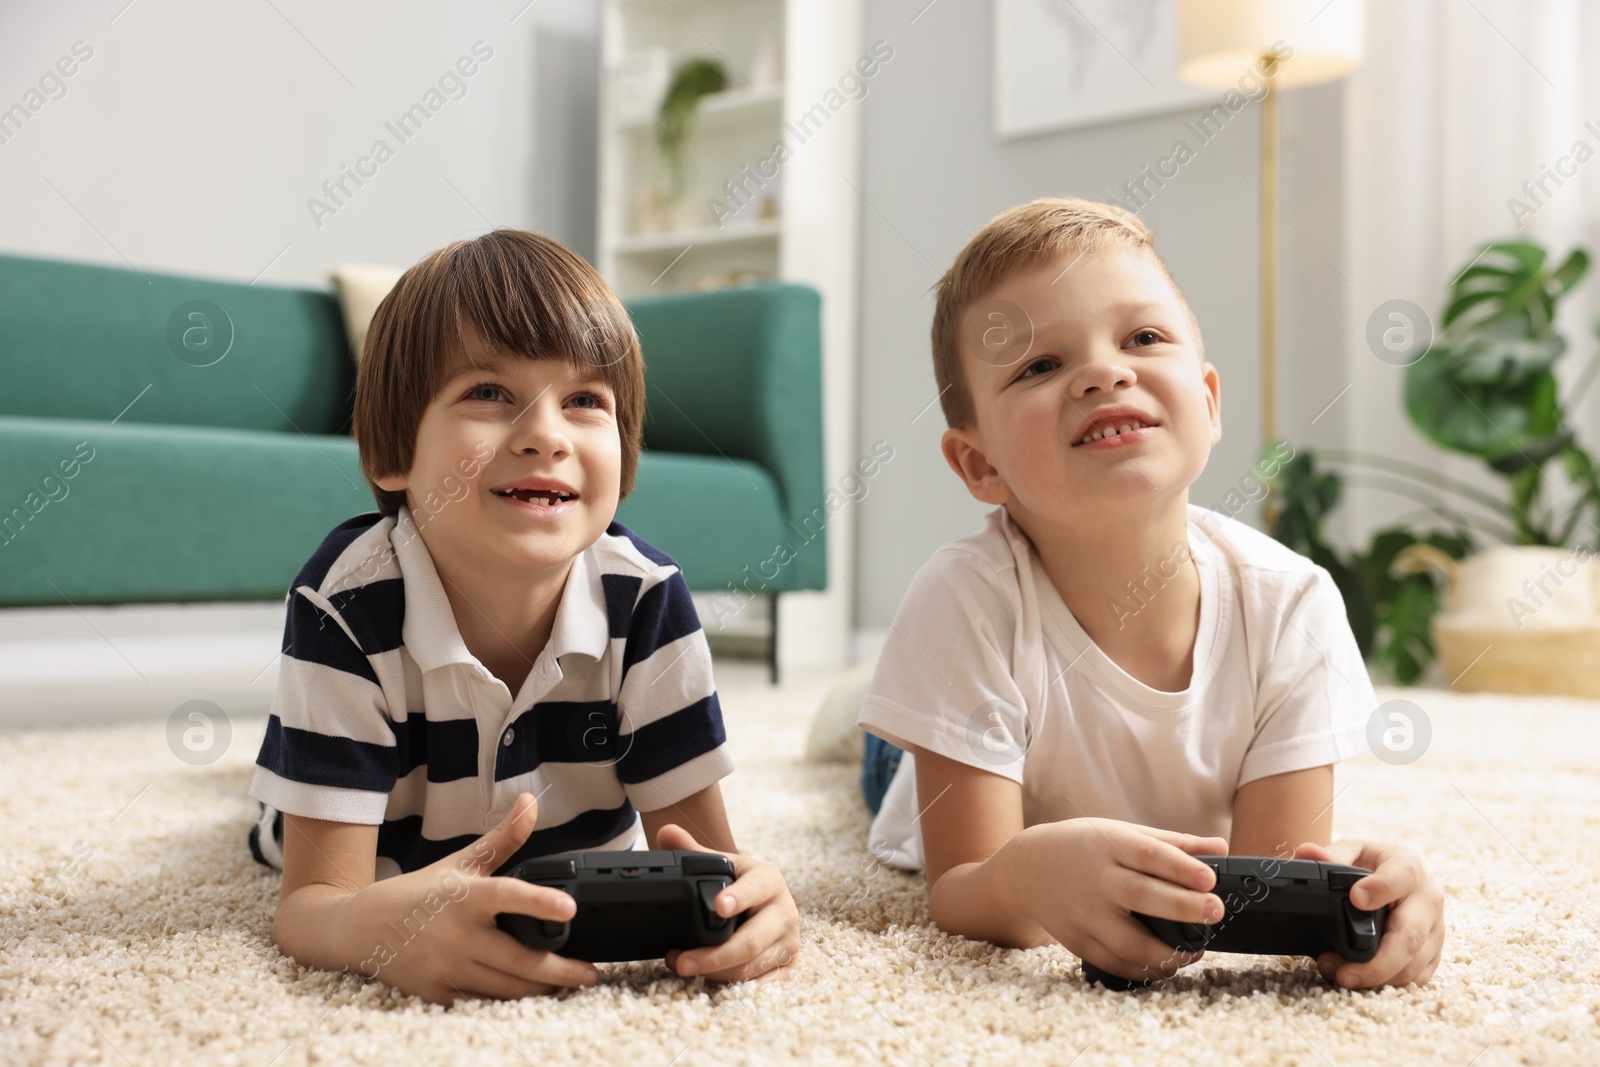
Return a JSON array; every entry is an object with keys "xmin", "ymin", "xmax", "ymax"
[{"xmin": 1176, "ymin": 0, "xmax": 1364, "ymax": 91}]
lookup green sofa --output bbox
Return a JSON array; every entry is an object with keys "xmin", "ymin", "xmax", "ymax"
[{"xmin": 0, "ymin": 254, "xmax": 825, "ymax": 644}]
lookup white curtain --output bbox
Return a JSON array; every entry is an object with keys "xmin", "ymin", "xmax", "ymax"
[{"xmin": 1341, "ymin": 0, "xmax": 1600, "ymax": 546}]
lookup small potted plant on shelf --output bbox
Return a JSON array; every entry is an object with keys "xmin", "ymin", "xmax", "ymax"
[
  {"xmin": 651, "ymin": 58, "xmax": 727, "ymax": 225},
  {"xmin": 1269, "ymin": 240, "xmax": 1600, "ymax": 694}
]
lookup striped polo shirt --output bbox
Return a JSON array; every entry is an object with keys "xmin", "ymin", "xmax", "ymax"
[{"xmin": 247, "ymin": 504, "xmax": 733, "ymax": 880}]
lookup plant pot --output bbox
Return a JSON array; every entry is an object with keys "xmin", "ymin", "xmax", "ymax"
[
  {"xmin": 1431, "ymin": 620, "xmax": 1600, "ymax": 698},
  {"xmin": 1397, "ymin": 543, "xmax": 1600, "ymax": 696}
]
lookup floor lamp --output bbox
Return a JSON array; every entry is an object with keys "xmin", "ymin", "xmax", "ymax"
[{"xmin": 1175, "ymin": 0, "xmax": 1364, "ymax": 528}]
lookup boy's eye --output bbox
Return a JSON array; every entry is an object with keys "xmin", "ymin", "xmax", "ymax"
[
  {"xmin": 569, "ymin": 391, "xmax": 609, "ymax": 411},
  {"xmin": 465, "ymin": 382, "xmax": 505, "ymax": 402},
  {"xmin": 1130, "ymin": 329, "xmax": 1163, "ymax": 347},
  {"xmin": 1018, "ymin": 357, "xmax": 1057, "ymax": 379}
]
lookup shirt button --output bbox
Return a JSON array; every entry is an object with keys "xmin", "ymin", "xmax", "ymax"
[{"xmin": 502, "ymin": 728, "xmax": 514, "ymax": 746}]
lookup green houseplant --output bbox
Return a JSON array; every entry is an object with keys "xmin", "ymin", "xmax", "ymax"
[
  {"xmin": 655, "ymin": 58, "xmax": 728, "ymax": 205},
  {"xmin": 1268, "ymin": 240, "xmax": 1600, "ymax": 683},
  {"xmin": 1404, "ymin": 241, "xmax": 1600, "ymax": 545}
]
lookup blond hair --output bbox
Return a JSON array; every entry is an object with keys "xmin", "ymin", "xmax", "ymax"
[{"xmin": 930, "ymin": 197, "xmax": 1194, "ymax": 428}]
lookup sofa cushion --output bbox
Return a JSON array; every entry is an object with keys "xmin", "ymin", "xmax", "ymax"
[
  {"xmin": 0, "ymin": 254, "xmax": 353, "ymax": 436},
  {"xmin": 0, "ymin": 417, "xmax": 802, "ymax": 605},
  {"xmin": 0, "ymin": 415, "xmax": 371, "ymax": 605}
]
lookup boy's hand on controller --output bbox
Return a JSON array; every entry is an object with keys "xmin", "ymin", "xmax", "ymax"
[
  {"xmin": 345, "ymin": 792, "xmax": 599, "ymax": 1005},
  {"xmin": 1292, "ymin": 841, "xmax": 1444, "ymax": 988},
  {"xmin": 1012, "ymin": 819, "xmax": 1229, "ymax": 983},
  {"xmin": 656, "ymin": 824, "xmax": 801, "ymax": 982}
]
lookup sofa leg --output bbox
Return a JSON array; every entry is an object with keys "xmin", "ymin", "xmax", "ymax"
[{"xmin": 768, "ymin": 593, "xmax": 780, "ymax": 685}]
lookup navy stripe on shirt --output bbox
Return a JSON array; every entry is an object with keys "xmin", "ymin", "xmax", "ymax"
[
  {"xmin": 325, "ymin": 576, "xmax": 406, "ymax": 657},
  {"xmin": 374, "ymin": 802, "xmax": 637, "ymax": 875},
  {"xmin": 600, "ymin": 573, "xmax": 643, "ymax": 639},
  {"xmin": 282, "ymin": 591, "xmax": 381, "ymax": 687},
  {"xmin": 290, "ymin": 512, "xmax": 385, "ymax": 594},
  {"xmin": 257, "ymin": 714, "xmax": 398, "ymax": 794},
  {"xmin": 616, "ymin": 694, "xmax": 726, "ymax": 784},
  {"xmin": 496, "ymin": 699, "xmax": 630, "ymax": 778},
  {"xmin": 393, "ymin": 713, "xmax": 480, "ymax": 784},
  {"xmin": 608, "ymin": 520, "xmax": 676, "ymax": 569},
  {"xmin": 622, "ymin": 571, "xmax": 703, "ymax": 674}
]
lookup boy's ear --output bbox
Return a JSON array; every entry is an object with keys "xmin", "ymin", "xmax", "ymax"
[
  {"xmin": 375, "ymin": 471, "xmax": 409, "ymax": 492},
  {"xmin": 1201, "ymin": 360, "xmax": 1222, "ymax": 447},
  {"xmin": 941, "ymin": 426, "xmax": 1012, "ymax": 506}
]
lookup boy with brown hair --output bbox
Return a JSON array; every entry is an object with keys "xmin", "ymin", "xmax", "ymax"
[
  {"xmin": 857, "ymin": 198, "xmax": 1445, "ymax": 988},
  {"xmin": 249, "ymin": 230, "xmax": 799, "ymax": 1004}
]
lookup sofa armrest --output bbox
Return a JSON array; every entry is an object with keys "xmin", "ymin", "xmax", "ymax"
[{"xmin": 626, "ymin": 284, "xmax": 826, "ymax": 589}]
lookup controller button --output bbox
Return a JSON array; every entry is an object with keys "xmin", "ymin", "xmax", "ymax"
[
  {"xmin": 698, "ymin": 881, "xmax": 727, "ymax": 929},
  {"xmin": 1327, "ymin": 869, "xmax": 1363, "ymax": 893},
  {"xmin": 683, "ymin": 854, "xmax": 734, "ymax": 877},
  {"xmin": 518, "ymin": 857, "xmax": 577, "ymax": 880},
  {"xmin": 1271, "ymin": 859, "xmax": 1321, "ymax": 882},
  {"xmin": 1344, "ymin": 898, "xmax": 1379, "ymax": 952}
]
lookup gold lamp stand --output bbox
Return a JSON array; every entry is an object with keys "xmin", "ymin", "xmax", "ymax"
[
  {"xmin": 1174, "ymin": 0, "xmax": 1365, "ymax": 533},
  {"xmin": 1260, "ymin": 52, "xmax": 1280, "ymax": 529}
]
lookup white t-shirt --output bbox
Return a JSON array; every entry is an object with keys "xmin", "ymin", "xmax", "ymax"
[{"xmin": 857, "ymin": 505, "xmax": 1373, "ymax": 870}]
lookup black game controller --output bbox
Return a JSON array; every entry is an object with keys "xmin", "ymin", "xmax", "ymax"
[
  {"xmin": 1082, "ymin": 857, "xmax": 1388, "ymax": 990},
  {"xmin": 496, "ymin": 849, "xmax": 742, "ymax": 964}
]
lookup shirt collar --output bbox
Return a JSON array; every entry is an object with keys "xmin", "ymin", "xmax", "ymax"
[{"xmin": 391, "ymin": 505, "xmax": 612, "ymax": 675}]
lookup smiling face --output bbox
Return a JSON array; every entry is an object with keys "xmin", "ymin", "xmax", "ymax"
[
  {"xmin": 375, "ymin": 322, "xmax": 623, "ymax": 579},
  {"xmin": 940, "ymin": 246, "xmax": 1222, "ymax": 531}
]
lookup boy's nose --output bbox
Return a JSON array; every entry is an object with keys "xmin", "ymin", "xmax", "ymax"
[
  {"xmin": 1069, "ymin": 357, "xmax": 1136, "ymax": 398},
  {"xmin": 509, "ymin": 401, "xmax": 573, "ymax": 457}
]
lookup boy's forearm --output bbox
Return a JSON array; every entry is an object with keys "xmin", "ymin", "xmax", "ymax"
[
  {"xmin": 271, "ymin": 883, "xmax": 363, "ymax": 972},
  {"xmin": 926, "ymin": 832, "xmax": 1052, "ymax": 950},
  {"xmin": 1230, "ymin": 766, "xmax": 1334, "ymax": 857},
  {"xmin": 640, "ymin": 784, "xmax": 737, "ymax": 854}
]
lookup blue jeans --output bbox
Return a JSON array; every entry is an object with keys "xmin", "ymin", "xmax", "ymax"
[{"xmin": 860, "ymin": 733, "xmax": 905, "ymax": 815}]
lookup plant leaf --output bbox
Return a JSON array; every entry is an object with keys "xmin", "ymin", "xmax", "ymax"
[
  {"xmin": 1405, "ymin": 343, "xmax": 1562, "ymax": 458},
  {"xmin": 1551, "ymin": 248, "xmax": 1591, "ymax": 294},
  {"xmin": 1445, "ymin": 333, "xmax": 1564, "ymax": 387},
  {"xmin": 1485, "ymin": 430, "xmax": 1575, "ymax": 475},
  {"xmin": 1483, "ymin": 241, "xmax": 1548, "ymax": 275},
  {"xmin": 1443, "ymin": 289, "xmax": 1510, "ymax": 330}
]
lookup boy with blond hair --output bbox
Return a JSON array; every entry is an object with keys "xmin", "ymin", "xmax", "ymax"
[
  {"xmin": 858, "ymin": 198, "xmax": 1445, "ymax": 988},
  {"xmin": 250, "ymin": 230, "xmax": 798, "ymax": 1003}
]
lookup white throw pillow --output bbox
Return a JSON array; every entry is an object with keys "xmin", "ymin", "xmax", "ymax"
[
  {"xmin": 327, "ymin": 263, "xmax": 406, "ymax": 363},
  {"xmin": 803, "ymin": 654, "xmax": 879, "ymax": 764}
]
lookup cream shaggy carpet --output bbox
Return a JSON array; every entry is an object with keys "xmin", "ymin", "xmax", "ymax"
[{"xmin": 4, "ymin": 663, "xmax": 1600, "ymax": 1066}]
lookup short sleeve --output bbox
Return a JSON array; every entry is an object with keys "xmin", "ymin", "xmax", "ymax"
[
  {"xmin": 1238, "ymin": 564, "xmax": 1373, "ymax": 786},
  {"xmin": 249, "ymin": 587, "xmax": 399, "ymax": 825},
  {"xmin": 614, "ymin": 569, "xmax": 735, "ymax": 811},
  {"xmin": 856, "ymin": 548, "xmax": 1032, "ymax": 785}
]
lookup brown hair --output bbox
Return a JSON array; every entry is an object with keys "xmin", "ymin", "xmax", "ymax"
[
  {"xmin": 353, "ymin": 229, "xmax": 645, "ymax": 516},
  {"xmin": 930, "ymin": 197, "xmax": 1195, "ymax": 429}
]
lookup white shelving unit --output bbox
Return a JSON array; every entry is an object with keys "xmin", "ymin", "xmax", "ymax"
[
  {"xmin": 598, "ymin": 0, "xmax": 865, "ymax": 671},
  {"xmin": 612, "ymin": 218, "xmax": 782, "ymax": 257}
]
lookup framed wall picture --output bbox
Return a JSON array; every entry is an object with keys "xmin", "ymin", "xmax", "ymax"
[{"xmin": 994, "ymin": 0, "xmax": 1215, "ymax": 138}]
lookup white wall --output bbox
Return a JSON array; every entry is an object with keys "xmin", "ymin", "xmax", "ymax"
[
  {"xmin": 851, "ymin": 0, "xmax": 1348, "ymax": 637},
  {"xmin": 1341, "ymin": 1, "xmax": 1600, "ymax": 551},
  {"xmin": 0, "ymin": 0, "xmax": 600, "ymax": 285},
  {"xmin": 26, "ymin": 0, "xmax": 1540, "ymax": 656}
]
